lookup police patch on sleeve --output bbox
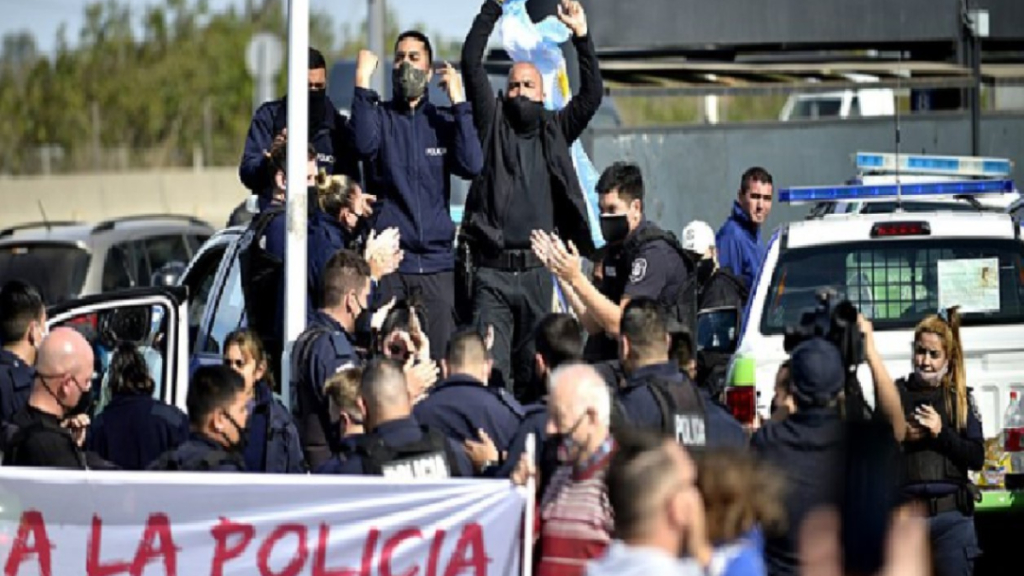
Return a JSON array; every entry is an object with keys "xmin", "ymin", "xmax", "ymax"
[{"xmin": 629, "ymin": 258, "xmax": 648, "ymax": 283}]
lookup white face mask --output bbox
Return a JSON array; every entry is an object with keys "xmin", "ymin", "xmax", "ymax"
[{"xmin": 915, "ymin": 363, "xmax": 948, "ymax": 386}]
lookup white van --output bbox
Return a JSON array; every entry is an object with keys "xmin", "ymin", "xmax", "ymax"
[
  {"xmin": 779, "ymin": 76, "xmax": 895, "ymax": 121},
  {"xmin": 725, "ymin": 181, "xmax": 1024, "ymax": 441}
]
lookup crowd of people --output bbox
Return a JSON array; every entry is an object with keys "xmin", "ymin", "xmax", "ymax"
[{"xmin": 0, "ymin": 1, "xmax": 985, "ymax": 575}]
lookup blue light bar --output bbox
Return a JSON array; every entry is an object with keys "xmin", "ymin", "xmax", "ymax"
[
  {"xmin": 779, "ymin": 179, "xmax": 1015, "ymax": 204},
  {"xmin": 855, "ymin": 152, "xmax": 1013, "ymax": 178}
]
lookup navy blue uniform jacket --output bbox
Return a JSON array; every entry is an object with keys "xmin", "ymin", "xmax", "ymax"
[
  {"xmin": 618, "ymin": 362, "xmax": 747, "ymax": 449},
  {"xmin": 322, "ymin": 416, "xmax": 472, "ymax": 476},
  {"xmin": 243, "ymin": 380, "xmax": 306, "ymax": 473},
  {"xmin": 240, "ymin": 96, "xmax": 360, "ymax": 198},
  {"xmin": 0, "ymin": 349, "xmax": 34, "ymax": 423},
  {"xmin": 150, "ymin": 433, "xmax": 247, "ymax": 473},
  {"xmin": 412, "ymin": 374, "xmax": 524, "ymax": 451},
  {"xmin": 752, "ymin": 409, "xmax": 845, "ymax": 576},
  {"xmin": 351, "ymin": 88, "xmax": 483, "ymax": 274},
  {"xmin": 87, "ymin": 394, "xmax": 189, "ymax": 470},
  {"xmin": 716, "ymin": 202, "xmax": 766, "ymax": 290}
]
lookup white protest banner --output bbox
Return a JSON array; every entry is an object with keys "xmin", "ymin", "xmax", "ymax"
[{"xmin": 0, "ymin": 469, "xmax": 525, "ymax": 576}]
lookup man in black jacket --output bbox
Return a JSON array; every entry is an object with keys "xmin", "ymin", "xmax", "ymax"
[{"xmin": 460, "ymin": 0, "xmax": 601, "ymax": 395}]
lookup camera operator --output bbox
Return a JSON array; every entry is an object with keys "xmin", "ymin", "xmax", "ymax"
[
  {"xmin": 861, "ymin": 308, "xmax": 983, "ymax": 576},
  {"xmin": 753, "ymin": 293, "xmax": 909, "ymax": 576},
  {"xmin": 751, "ymin": 338, "xmax": 846, "ymax": 576}
]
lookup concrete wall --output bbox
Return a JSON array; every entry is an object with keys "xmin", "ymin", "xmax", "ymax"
[
  {"xmin": 590, "ymin": 112, "xmax": 1024, "ymax": 238},
  {"xmin": 0, "ymin": 168, "xmax": 248, "ymax": 230}
]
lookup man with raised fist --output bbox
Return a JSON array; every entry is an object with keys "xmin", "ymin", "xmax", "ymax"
[{"xmin": 351, "ymin": 32, "xmax": 483, "ymax": 361}]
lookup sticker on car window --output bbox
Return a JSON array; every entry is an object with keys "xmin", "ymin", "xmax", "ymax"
[{"xmin": 938, "ymin": 258, "xmax": 1000, "ymax": 313}]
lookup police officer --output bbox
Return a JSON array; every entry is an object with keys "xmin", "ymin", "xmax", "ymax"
[
  {"xmin": 292, "ymin": 249, "xmax": 367, "ymax": 470},
  {"xmin": 413, "ymin": 330, "xmax": 523, "ymax": 474},
  {"xmin": 352, "ymin": 33, "xmax": 483, "ymax": 361},
  {"xmin": 751, "ymin": 338, "xmax": 846, "ymax": 576},
  {"xmin": 6, "ymin": 328, "xmax": 104, "ymax": 469},
  {"xmin": 87, "ymin": 344, "xmax": 189, "ymax": 470},
  {"xmin": 533, "ymin": 162, "xmax": 690, "ymax": 363},
  {"xmin": 223, "ymin": 330, "xmax": 306, "ymax": 473},
  {"xmin": 239, "ymin": 47, "xmax": 360, "ymax": 207},
  {"xmin": 0, "ymin": 280, "xmax": 46, "ymax": 423},
  {"xmin": 615, "ymin": 299, "xmax": 746, "ymax": 451},
  {"xmin": 883, "ymin": 308, "xmax": 983, "ymax": 576},
  {"xmin": 149, "ymin": 365, "xmax": 249, "ymax": 472},
  {"xmin": 321, "ymin": 358, "xmax": 471, "ymax": 477}
]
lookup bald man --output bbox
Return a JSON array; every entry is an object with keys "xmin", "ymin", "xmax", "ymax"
[
  {"xmin": 5, "ymin": 327, "xmax": 104, "ymax": 468},
  {"xmin": 460, "ymin": 0, "xmax": 603, "ymax": 397},
  {"xmin": 317, "ymin": 358, "xmax": 472, "ymax": 477},
  {"xmin": 413, "ymin": 330, "xmax": 524, "ymax": 475},
  {"xmin": 513, "ymin": 363, "xmax": 616, "ymax": 576}
]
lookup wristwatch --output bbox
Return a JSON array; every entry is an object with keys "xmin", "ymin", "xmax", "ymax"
[{"xmin": 477, "ymin": 460, "xmax": 497, "ymax": 473}]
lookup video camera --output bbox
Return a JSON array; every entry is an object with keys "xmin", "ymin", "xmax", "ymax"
[{"xmin": 783, "ymin": 289, "xmax": 871, "ymax": 419}]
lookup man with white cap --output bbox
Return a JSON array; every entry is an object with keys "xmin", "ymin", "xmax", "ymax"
[{"xmin": 681, "ymin": 220, "xmax": 749, "ymax": 396}]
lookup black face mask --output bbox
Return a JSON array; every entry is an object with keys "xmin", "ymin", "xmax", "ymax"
[
  {"xmin": 695, "ymin": 258, "xmax": 716, "ymax": 286},
  {"xmin": 393, "ymin": 62, "xmax": 429, "ymax": 102},
  {"xmin": 600, "ymin": 213, "xmax": 630, "ymax": 245},
  {"xmin": 504, "ymin": 95, "xmax": 544, "ymax": 132},
  {"xmin": 309, "ymin": 89, "xmax": 327, "ymax": 128},
  {"xmin": 68, "ymin": 384, "xmax": 96, "ymax": 418},
  {"xmin": 221, "ymin": 411, "xmax": 249, "ymax": 454}
]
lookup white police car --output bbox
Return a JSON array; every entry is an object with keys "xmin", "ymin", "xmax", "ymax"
[{"xmin": 726, "ymin": 174, "xmax": 1024, "ymax": 441}]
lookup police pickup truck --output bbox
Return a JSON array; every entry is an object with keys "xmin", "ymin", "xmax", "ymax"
[{"xmin": 723, "ymin": 154, "xmax": 1024, "ymax": 511}]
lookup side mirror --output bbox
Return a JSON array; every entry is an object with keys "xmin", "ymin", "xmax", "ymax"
[{"xmin": 696, "ymin": 306, "xmax": 740, "ymax": 354}]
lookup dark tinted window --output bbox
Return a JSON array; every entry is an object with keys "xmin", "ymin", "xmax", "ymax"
[
  {"xmin": 201, "ymin": 250, "xmax": 245, "ymax": 355},
  {"xmin": 761, "ymin": 238, "xmax": 1024, "ymax": 333},
  {"xmin": 144, "ymin": 235, "xmax": 190, "ymax": 283},
  {"xmin": 102, "ymin": 243, "xmax": 138, "ymax": 292},
  {"xmin": 0, "ymin": 243, "xmax": 89, "ymax": 303},
  {"xmin": 792, "ymin": 98, "xmax": 843, "ymax": 119}
]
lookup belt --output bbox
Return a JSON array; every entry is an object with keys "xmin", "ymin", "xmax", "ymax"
[
  {"xmin": 477, "ymin": 249, "xmax": 543, "ymax": 272},
  {"xmin": 918, "ymin": 493, "xmax": 959, "ymax": 516}
]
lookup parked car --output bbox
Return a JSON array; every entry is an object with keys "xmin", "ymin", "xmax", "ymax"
[{"xmin": 0, "ymin": 215, "xmax": 213, "ymax": 305}]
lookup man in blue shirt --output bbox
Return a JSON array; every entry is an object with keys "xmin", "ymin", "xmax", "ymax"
[
  {"xmin": 352, "ymin": 32, "xmax": 483, "ymax": 360},
  {"xmin": 616, "ymin": 298, "xmax": 747, "ymax": 450},
  {"xmin": 239, "ymin": 47, "xmax": 360, "ymax": 207},
  {"xmin": 292, "ymin": 250, "xmax": 366, "ymax": 470},
  {"xmin": 716, "ymin": 167, "xmax": 774, "ymax": 290},
  {"xmin": 414, "ymin": 329, "xmax": 523, "ymax": 474},
  {"xmin": 0, "ymin": 280, "xmax": 45, "ymax": 423},
  {"xmin": 324, "ymin": 358, "xmax": 471, "ymax": 477}
]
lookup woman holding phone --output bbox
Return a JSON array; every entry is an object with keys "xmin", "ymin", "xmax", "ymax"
[{"xmin": 866, "ymin": 307, "xmax": 983, "ymax": 576}]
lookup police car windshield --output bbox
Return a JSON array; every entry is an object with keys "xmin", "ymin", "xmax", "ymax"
[
  {"xmin": 760, "ymin": 238, "xmax": 1024, "ymax": 333},
  {"xmin": 0, "ymin": 243, "xmax": 90, "ymax": 303}
]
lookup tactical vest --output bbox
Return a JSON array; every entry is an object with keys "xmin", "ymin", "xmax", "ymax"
[
  {"xmin": 355, "ymin": 426, "xmax": 462, "ymax": 479},
  {"xmin": 899, "ymin": 381, "xmax": 968, "ymax": 485},
  {"xmin": 617, "ymin": 224, "xmax": 698, "ymax": 332},
  {"xmin": 643, "ymin": 376, "xmax": 709, "ymax": 453},
  {"xmin": 150, "ymin": 446, "xmax": 244, "ymax": 472}
]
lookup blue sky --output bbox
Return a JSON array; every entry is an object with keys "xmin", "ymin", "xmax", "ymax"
[{"xmin": 0, "ymin": 0, "xmax": 486, "ymax": 55}]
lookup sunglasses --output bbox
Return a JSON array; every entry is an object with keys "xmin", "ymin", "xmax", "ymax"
[{"xmin": 224, "ymin": 358, "xmax": 247, "ymax": 370}]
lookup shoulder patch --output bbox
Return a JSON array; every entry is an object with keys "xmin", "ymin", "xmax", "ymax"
[{"xmin": 629, "ymin": 258, "xmax": 648, "ymax": 283}]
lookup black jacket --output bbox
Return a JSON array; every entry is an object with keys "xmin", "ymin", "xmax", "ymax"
[{"xmin": 459, "ymin": 0, "xmax": 601, "ymax": 258}]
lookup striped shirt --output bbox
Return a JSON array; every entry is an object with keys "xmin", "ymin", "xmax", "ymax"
[{"xmin": 537, "ymin": 438, "xmax": 616, "ymax": 576}]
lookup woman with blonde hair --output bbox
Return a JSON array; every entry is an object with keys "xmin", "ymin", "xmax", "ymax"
[{"xmin": 868, "ymin": 307, "xmax": 983, "ymax": 576}]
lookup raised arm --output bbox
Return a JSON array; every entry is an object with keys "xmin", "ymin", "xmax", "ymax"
[
  {"xmin": 239, "ymin": 103, "xmax": 280, "ymax": 194},
  {"xmin": 555, "ymin": 0, "xmax": 604, "ymax": 144},
  {"xmin": 438, "ymin": 62, "xmax": 484, "ymax": 179},
  {"xmin": 351, "ymin": 50, "xmax": 384, "ymax": 159},
  {"xmin": 461, "ymin": 0, "xmax": 501, "ymax": 140}
]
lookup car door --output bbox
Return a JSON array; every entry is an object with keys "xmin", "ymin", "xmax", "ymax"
[
  {"xmin": 190, "ymin": 235, "xmax": 248, "ymax": 372},
  {"xmin": 46, "ymin": 286, "xmax": 189, "ymax": 412}
]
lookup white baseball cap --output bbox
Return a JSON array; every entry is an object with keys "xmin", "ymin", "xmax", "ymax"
[{"xmin": 681, "ymin": 220, "xmax": 716, "ymax": 254}]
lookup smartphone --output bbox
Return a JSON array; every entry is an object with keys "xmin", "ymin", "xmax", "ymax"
[{"xmin": 840, "ymin": 419, "xmax": 902, "ymax": 575}]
